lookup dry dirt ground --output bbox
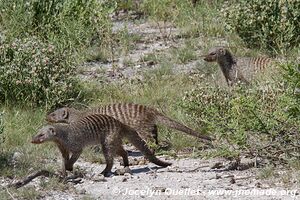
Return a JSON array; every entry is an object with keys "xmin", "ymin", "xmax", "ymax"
[
  {"xmin": 78, "ymin": 13, "xmax": 223, "ymax": 83},
  {"xmin": 3, "ymin": 148, "xmax": 299, "ymax": 200},
  {"xmin": 2, "ymin": 12, "xmax": 300, "ymax": 200}
]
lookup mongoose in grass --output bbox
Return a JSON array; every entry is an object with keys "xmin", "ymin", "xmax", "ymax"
[
  {"xmin": 203, "ymin": 47, "xmax": 273, "ymax": 86},
  {"xmin": 46, "ymin": 103, "xmax": 213, "ymax": 144},
  {"xmin": 32, "ymin": 114, "xmax": 171, "ymax": 177}
]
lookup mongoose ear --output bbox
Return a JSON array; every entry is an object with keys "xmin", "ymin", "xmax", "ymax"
[
  {"xmin": 49, "ymin": 127, "xmax": 56, "ymax": 135},
  {"xmin": 62, "ymin": 108, "xmax": 69, "ymax": 119},
  {"xmin": 219, "ymin": 48, "xmax": 226, "ymax": 55}
]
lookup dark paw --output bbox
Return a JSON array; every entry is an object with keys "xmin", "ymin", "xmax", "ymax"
[
  {"xmin": 100, "ymin": 170, "xmax": 113, "ymax": 177},
  {"xmin": 65, "ymin": 166, "xmax": 73, "ymax": 171}
]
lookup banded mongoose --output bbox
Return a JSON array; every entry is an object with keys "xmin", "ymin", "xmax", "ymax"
[
  {"xmin": 32, "ymin": 114, "xmax": 171, "ymax": 177},
  {"xmin": 46, "ymin": 103, "xmax": 212, "ymax": 144},
  {"xmin": 203, "ymin": 47, "xmax": 273, "ymax": 86}
]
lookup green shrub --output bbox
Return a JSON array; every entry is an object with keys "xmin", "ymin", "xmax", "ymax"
[
  {"xmin": 0, "ymin": 37, "xmax": 80, "ymax": 107},
  {"xmin": 0, "ymin": 0, "xmax": 112, "ymax": 57},
  {"xmin": 282, "ymin": 62, "xmax": 300, "ymax": 119},
  {"xmin": 179, "ymin": 83, "xmax": 300, "ymax": 162},
  {"xmin": 181, "ymin": 85, "xmax": 283, "ymax": 145},
  {"xmin": 222, "ymin": 0, "xmax": 300, "ymax": 52},
  {"xmin": 0, "ymin": 0, "xmax": 115, "ymax": 107},
  {"xmin": 0, "ymin": 112, "xmax": 3, "ymax": 137},
  {"xmin": 142, "ymin": 0, "xmax": 179, "ymax": 22}
]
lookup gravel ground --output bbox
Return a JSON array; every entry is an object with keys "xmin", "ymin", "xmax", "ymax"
[
  {"xmin": 72, "ymin": 156, "xmax": 299, "ymax": 200},
  {"xmin": 4, "ymin": 153, "xmax": 298, "ymax": 200}
]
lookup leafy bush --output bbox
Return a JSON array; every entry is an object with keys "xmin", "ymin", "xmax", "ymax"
[
  {"xmin": 0, "ymin": 112, "xmax": 4, "ymax": 147},
  {"xmin": 179, "ymin": 83, "xmax": 300, "ymax": 162},
  {"xmin": 142, "ymin": 0, "xmax": 179, "ymax": 22},
  {"xmin": 0, "ymin": 0, "xmax": 112, "ymax": 56},
  {"xmin": 282, "ymin": 62, "xmax": 300, "ymax": 119},
  {"xmin": 0, "ymin": 0, "xmax": 114, "ymax": 107},
  {"xmin": 0, "ymin": 112, "xmax": 3, "ymax": 135},
  {"xmin": 0, "ymin": 37, "xmax": 80, "ymax": 107},
  {"xmin": 222, "ymin": 0, "xmax": 300, "ymax": 52}
]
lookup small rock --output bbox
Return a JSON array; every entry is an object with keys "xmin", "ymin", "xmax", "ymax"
[
  {"xmin": 152, "ymin": 186, "xmax": 166, "ymax": 192},
  {"xmin": 255, "ymin": 182, "xmax": 262, "ymax": 188},
  {"xmin": 230, "ymin": 177, "xmax": 236, "ymax": 184},
  {"xmin": 12, "ymin": 152, "xmax": 22, "ymax": 162},
  {"xmin": 114, "ymin": 167, "xmax": 132, "ymax": 176},
  {"xmin": 122, "ymin": 177, "xmax": 127, "ymax": 182},
  {"xmin": 79, "ymin": 189, "xmax": 86, "ymax": 194},
  {"xmin": 211, "ymin": 162, "xmax": 223, "ymax": 169},
  {"xmin": 92, "ymin": 174, "xmax": 106, "ymax": 182},
  {"xmin": 138, "ymin": 160, "xmax": 147, "ymax": 165},
  {"xmin": 124, "ymin": 173, "xmax": 132, "ymax": 177},
  {"xmin": 216, "ymin": 174, "xmax": 222, "ymax": 179}
]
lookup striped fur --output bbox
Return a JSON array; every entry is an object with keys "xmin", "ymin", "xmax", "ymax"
[
  {"xmin": 203, "ymin": 47, "xmax": 273, "ymax": 86},
  {"xmin": 46, "ymin": 103, "xmax": 213, "ymax": 144},
  {"xmin": 32, "ymin": 114, "xmax": 171, "ymax": 177}
]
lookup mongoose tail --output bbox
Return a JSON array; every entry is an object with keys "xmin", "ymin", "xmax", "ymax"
[
  {"xmin": 123, "ymin": 125, "xmax": 172, "ymax": 167},
  {"xmin": 154, "ymin": 112, "xmax": 213, "ymax": 142}
]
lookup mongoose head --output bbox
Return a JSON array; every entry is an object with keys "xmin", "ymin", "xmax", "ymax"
[
  {"xmin": 47, "ymin": 107, "xmax": 71, "ymax": 123},
  {"xmin": 203, "ymin": 47, "xmax": 230, "ymax": 62},
  {"xmin": 31, "ymin": 125, "xmax": 57, "ymax": 144}
]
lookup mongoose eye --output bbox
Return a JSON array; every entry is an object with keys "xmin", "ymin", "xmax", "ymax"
[{"xmin": 210, "ymin": 52, "xmax": 216, "ymax": 56}]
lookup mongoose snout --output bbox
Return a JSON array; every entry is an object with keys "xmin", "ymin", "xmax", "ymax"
[
  {"xmin": 31, "ymin": 135, "xmax": 43, "ymax": 144},
  {"xmin": 31, "ymin": 126, "xmax": 55, "ymax": 144},
  {"xmin": 203, "ymin": 51, "xmax": 218, "ymax": 62}
]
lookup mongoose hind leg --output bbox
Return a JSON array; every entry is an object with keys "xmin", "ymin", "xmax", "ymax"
[
  {"xmin": 116, "ymin": 145, "xmax": 129, "ymax": 167},
  {"xmin": 152, "ymin": 125, "xmax": 159, "ymax": 145},
  {"xmin": 115, "ymin": 144, "xmax": 133, "ymax": 175}
]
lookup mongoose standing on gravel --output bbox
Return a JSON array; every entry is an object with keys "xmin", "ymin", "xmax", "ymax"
[
  {"xmin": 46, "ymin": 103, "xmax": 213, "ymax": 144},
  {"xmin": 32, "ymin": 114, "xmax": 172, "ymax": 177},
  {"xmin": 203, "ymin": 47, "xmax": 273, "ymax": 86}
]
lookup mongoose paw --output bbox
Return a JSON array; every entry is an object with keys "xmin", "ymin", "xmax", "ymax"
[
  {"xmin": 65, "ymin": 166, "xmax": 73, "ymax": 171},
  {"xmin": 100, "ymin": 170, "xmax": 113, "ymax": 177},
  {"xmin": 59, "ymin": 170, "xmax": 67, "ymax": 178}
]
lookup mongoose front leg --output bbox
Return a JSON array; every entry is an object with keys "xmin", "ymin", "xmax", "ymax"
[
  {"xmin": 57, "ymin": 144, "xmax": 70, "ymax": 177},
  {"xmin": 100, "ymin": 144, "xmax": 114, "ymax": 177},
  {"xmin": 65, "ymin": 151, "xmax": 82, "ymax": 172}
]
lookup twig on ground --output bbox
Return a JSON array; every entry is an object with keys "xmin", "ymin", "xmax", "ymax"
[
  {"xmin": 6, "ymin": 187, "xmax": 16, "ymax": 200},
  {"xmin": 9, "ymin": 170, "xmax": 59, "ymax": 189}
]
